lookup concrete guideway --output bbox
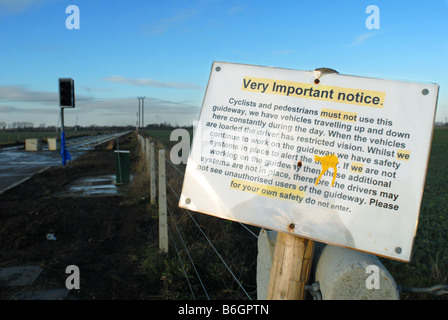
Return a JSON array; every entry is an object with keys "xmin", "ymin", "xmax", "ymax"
[
  {"xmin": 0, "ymin": 131, "xmax": 131, "ymax": 195},
  {"xmin": 64, "ymin": 131, "xmax": 131, "ymax": 149}
]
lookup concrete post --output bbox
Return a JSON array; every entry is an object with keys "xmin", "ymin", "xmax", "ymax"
[
  {"xmin": 140, "ymin": 135, "xmax": 145, "ymax": 156},
  {"xmin": 257, "ymin": 229, "xmax": 276, "ymax": 300},
  {"xmin": 158, "ymin": 149, "xmax": 168, "ymax": 253},
  {"xmin": 137, "ymin": 134, "xmax": 142, "ymax": 154},
  {"xmin": 149, "ymin": 142, "xmax": 156, "ymax": 204},
  {"xmin": 145, "ymin": 138, "xmax": 150, "ymax": 171}
]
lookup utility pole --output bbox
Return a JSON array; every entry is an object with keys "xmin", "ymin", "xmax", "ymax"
[
  {"xmin": 137, "ymin": 97, "xmax": 141, "ymax": 130},
  {"xmin": 141, "ymin": 96, "xmax": 145, "ymax": 129},
  {"xmin": 137, "ymin": 96, "xmax": 145, "ymax": 130}
]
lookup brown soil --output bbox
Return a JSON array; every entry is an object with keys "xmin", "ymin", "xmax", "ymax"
[{"xmin": 0, "ymin": 133, "xmax": 159, "ymax": 299}]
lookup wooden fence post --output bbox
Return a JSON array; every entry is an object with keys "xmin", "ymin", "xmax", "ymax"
[
  {"xmin": 150, "ymin": 142, "xmax": 156, "ymax": 204},
  {"xmin": 158, "ymin": 149, "xmax": 168, "ymax": 253},
  {"xmin": 267, "ymin": 231, "xmax": 314, "ymax": 300}
]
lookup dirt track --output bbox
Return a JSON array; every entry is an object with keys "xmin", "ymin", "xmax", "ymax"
[{"xmin": 0, "ymin": 133, "xmax": 160, "ymax": 299}]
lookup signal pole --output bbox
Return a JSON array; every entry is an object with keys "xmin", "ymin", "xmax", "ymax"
[{"xmin": 59, "ymin": 78, "xmax": 75, "ymax": 166}]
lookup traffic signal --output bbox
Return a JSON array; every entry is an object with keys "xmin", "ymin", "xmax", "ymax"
[{"xmin": 59, "ymin": 78, "xmax": 75, "ymax": 108}]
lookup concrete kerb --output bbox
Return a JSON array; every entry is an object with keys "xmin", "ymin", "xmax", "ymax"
[{"xmin": 257, "ymin": 229, "xmax": 400, "ymax": 300}]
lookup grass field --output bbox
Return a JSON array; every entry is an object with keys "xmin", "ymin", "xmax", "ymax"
[
  {"xmin": 145, "ymin": 127, "xmax": 448, "ymax": 299},
  {"xmin": 143, "ymin": 129, "xmax": 193, "ymax": 150},
  {"xmin": 0, "ymin": 131, "xmax": 59, "ymax": 145},
  {"xmin": 0, "ymin": 131, "xmax": 109, "ymax": 145},
  {"xmin": 381, "ymin": 127, "xmax": 448, "ymax": 299}
]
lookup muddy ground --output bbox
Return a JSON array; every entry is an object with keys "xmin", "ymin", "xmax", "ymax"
[{"xmin": 0, "ymin": 133, "xmax": 160, "ymax": 300}]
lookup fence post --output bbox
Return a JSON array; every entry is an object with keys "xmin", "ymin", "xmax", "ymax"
[
  {"xmin": 137, "ymin": 134, "xmax": 141, "ymax": 152},
  {"xmin": 145, "ymin": 138, "xmax": 150, "ymax": 171},
  {"xmin": 150, "ymin": 142, "xmax": 156, "ymax": 204},
  {"xmin": 158, "ymin": 149, "xmax": 168, "ymax": 253},
  {"xmin": 267, "ymin": 232, "xmax": 314, "ymax": 300},
  {"xmin": 137, "ymin": 134, "xmax": 142, "ymax": 156}
]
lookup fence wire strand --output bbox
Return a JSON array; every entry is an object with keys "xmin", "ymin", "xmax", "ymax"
[
  {"xmin": 165, "ymin": 158, "xmax": 258, "ymax": 239},
  {"xmin": 166, "ymin": 222, "xmax": 197, "ymax": 300},
  {"xmin": 154, "ymin": 151, "xmax": 209, "ymax": 299},
  {"xmin": 154, "ymin": 148, "xmax": 252, "ymax": 299},
  {"xmin": 167, "ymin": 204, "xmax": 209, "ymax": 299},
  {"xmin": 165, "ymin": 178, "xmax": 253, "ymax": 300}
]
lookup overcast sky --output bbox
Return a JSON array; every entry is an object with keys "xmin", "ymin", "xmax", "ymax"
[{"xmin": 0, "ymin": 0, "xmax": 447, "ymax": 127}]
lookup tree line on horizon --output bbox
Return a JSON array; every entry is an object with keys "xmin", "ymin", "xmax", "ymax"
[{"xmin": 0, "ymin": 122, "xmax": 193, "ymax": 132}]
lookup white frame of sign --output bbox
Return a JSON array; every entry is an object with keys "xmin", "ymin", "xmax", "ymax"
[{"xmin": 179, "ymin": 61, "xmax": 439, "ymax": 262}]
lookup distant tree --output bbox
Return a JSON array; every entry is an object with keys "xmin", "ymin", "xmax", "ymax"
[{"xmin": 11, "ymin": 122, "xmax": 34, "ymax": 130}]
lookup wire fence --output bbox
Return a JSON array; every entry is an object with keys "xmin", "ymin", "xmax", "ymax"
[
  {"xmin": 149, "ymin": 143, "xmax": 258, "ymax": 300},
  {"xmin": 138, "ymin": 133, "xmax": 448, "ymax": 300}
]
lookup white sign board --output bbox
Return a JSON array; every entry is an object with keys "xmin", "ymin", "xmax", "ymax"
[{"xmin": 179, "ymin": 61, "xmax": 439, "ymax": 261}]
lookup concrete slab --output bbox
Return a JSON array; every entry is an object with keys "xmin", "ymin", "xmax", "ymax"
[
  {"xmin": 47, "ymin": 138, "xmax": 60, "ymax": 151},
  {"xmin": 315, "ymin": 245, "xmax": 400, "ymax": 300},
  {"xmin": 10, "ymin": 289, "xmax": 70, "ymax": 300},
  {"xmin": 0, "ymin": 266, "xmax": 43, "ymax": 287},
  {"xmin": 25, "ymin": 139, "xmax": 42, "ymax": 151},
  {"xmin": 256, "ymin": 230, "xmax": 399, "ymax": 300},
  {"xmin": 54, "ymin": 174, "xmax": 133, "ymax": 197}
]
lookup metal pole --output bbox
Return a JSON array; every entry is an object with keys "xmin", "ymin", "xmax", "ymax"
[
  {"xmin": 141, "ymin": 97, "xmax": 145, "ymax": 129},
  {"xmin": 137, "ymin": 97, "xmax": 141, "ymax": 130},
  {"xmin": 61, "ymin": 108, "xmax": 65, "ymax": 134},
  {"xmin": 137, "ymin": 96, "xmax": 145, "ymax": 130},
  {"xmin": 60, "ymin": 108, "xmax": 70, "ymax": 166}
]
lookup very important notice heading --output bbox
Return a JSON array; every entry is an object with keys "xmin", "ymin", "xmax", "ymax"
[{"xmin": 179, "ymin": 61, "xmax": 439, "ymax": 262}]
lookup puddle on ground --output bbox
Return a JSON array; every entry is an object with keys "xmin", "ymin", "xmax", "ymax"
[{"xmin": 54, "ymin": 174, "xmax": 133, "ymax": 197}]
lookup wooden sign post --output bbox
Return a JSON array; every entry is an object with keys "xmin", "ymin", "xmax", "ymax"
[
  {"xmin": 267, "ymin": 69, "xmax": 335, "ymax": 300},
  {"xmin": 267, "ymin": 229, "xmax": 314, "ymax": 300}
]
